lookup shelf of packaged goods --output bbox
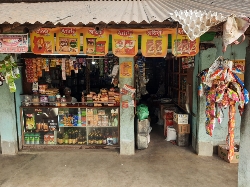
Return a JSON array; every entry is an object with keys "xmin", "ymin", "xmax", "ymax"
[
  {"xmin": 59, "ymin": 126, "xmax": 87, "ymax": 128},
  {"xmin": 86, "ymin": 126, "xmax": 118, "ymax": 128},
  {"xmin": 58, "ymin": 126, "xmax": 118, "ymax": 128},
  {"xmin": 22, "ymin": 144, "xmax": 119, "ymax": 149},
  {"xmin": 21, "ymin": 105, "xmax": 119, "ymax": 108}
]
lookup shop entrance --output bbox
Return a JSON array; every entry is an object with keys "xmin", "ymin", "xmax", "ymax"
[{"xmin": 135, "ymin": 55, "xmax": 193, "ymax": 149}]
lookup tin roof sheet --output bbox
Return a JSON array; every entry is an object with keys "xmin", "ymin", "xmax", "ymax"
[{"xmin": 0, "ymin": 0, "xmax": 249, "ymax": 25}]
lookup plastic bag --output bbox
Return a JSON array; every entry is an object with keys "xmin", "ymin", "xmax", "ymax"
[{"xmin": 137, "ymin": 104, "xmax": 149, "ymax": 120}]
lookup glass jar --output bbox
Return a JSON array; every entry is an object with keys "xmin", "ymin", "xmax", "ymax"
[
  {"xmin": 61, "ymin": 95, "xmax": 67, "ymax": 106},
  {"xmin": 40, "ymin": 95, "xmax": 48, "ymax": 106},
  {"xmin": 32, "ymin": 94, "xmax": 40, "ymax": 106}
]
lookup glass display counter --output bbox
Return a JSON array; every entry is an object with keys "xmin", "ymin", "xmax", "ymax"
[{"xmin": 20, "ymin": 104, "xmax": 119, "ymax": 148}]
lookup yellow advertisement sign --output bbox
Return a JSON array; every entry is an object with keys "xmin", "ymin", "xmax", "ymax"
[
  {"xmin": 30, "ymin": 28, "xmax": 56, "ymax": 54},
  {"xmin": 82, "ymin": 27, "xmax": 109, "ymax": 56},
  {"xmin": 120, "ymin": 61, "xmax": 133, "ymax": 78},
  {"xmin": 110, "ymin": 29, "xmax": 138, "ymax": 57},
  {"xmin": 56, "ymin": 27, "xmax": 80, "ymax": 54},
  {"xmin": 141, "ymin": 29, "xmax": 175, "ymax": 57},
  {"xmin": 172, "ymin": 28, "xmax": 200, "ymax": 57}
]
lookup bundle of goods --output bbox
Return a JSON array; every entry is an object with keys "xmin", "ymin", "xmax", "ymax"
[
  {"xmin": 173, "ymin": 112, "xmax": 190, "ymax": 146},
  {"xmin": 88, "ymin": 88, "xmax": 119, "ymax": 106},
  {"xmin": 0, "ymin": 55, "xmax": 20, "ymax": 92},
  {"xmin": 197, "ymin": 56, "xmax": 249, "ymax": 162},
  {"xmin": 136, "ymin": 118, "xmax": 151, "ymax": 149}
]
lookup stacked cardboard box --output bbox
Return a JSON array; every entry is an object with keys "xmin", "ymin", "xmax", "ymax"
[
  {"xmin": 173, "ymin": 112, "xmax": 190, "ymax": 147},
  {"xmin": 218, "ymin": 145, "xmax": 239, "ymax": 163},
  {"xmin": 136, "ymin": 119, "xmax": 151, "ymax": 149}
]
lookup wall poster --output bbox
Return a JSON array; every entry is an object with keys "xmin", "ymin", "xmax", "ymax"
[
  {"xmin": 111, "ymin": 29, "xmax": 138, "ymax": 57},
  {"xmin": 82, "ymin": 27, "xmax": 109, "ymax": 56},
  {"xmin": 172, "ymin": 28, "xmax": 200, "ymax": 57},
  {"xmin": 56, "ymin": 27, "xmax": 80, "ymax": 54},
  {"xmin": 0, "ymin": 34, "xmax": 28, "ymax": 53},
  {"xmin": 141, "ymin": 29, "xmax": 175, "ymax": 57},
  {"xmin": 30, "ymin": 28, "xmax": 56, "ymax": 54},
  {"xmin": 120, "ymin": 61, "xmax": 132, "ymax": 78}
]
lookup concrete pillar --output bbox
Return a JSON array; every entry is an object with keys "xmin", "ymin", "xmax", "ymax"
[
  {"xmin": 119, "ymin": 57, "xmax": 135, "ymax": 155},
  {"xmin": 196, "ymin": 48, "xmax": 217, "ymax": 156},
  {"xmin": 238, "ymin": 45, "xmax": 250, "ymax": 187},
  {"xmin": 0, "ymin": 54, "xmax": 18, "ymax": 155},
  {"xmin": 0, "ymin": 82, "xmax": 18, "ymax": 155}
]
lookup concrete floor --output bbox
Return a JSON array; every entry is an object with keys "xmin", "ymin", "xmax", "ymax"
[{"xmin": 0, "ymin": 126, "xmax": 238, "ymax": 187}]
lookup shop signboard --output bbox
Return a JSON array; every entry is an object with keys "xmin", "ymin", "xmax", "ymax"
[
  {"xmin": 56, "ymin": 27, "xmax": 80, "ymax": 54},
  {"xmin": 233, "ymin": 59, "xmax": 245, "ymax": 81},
  {"xmin": 0, "ymin": 34, "xmax": 28, "ymax": 53},
  {"xmin": 141, "ymin": 28, "xmax": 174, "ymax": 57},
  {"xmin": 82, "ymin": 27, "xmax": 109, "ymax": 56},
  {"xmin": 172, "ymin": 28, "xmax": 200, "ymax": 57},
  {"xmin": 111, "ymin": 29, "xmax": 138, "ymax": 57},
  {"xmin": 30, "ymin": 28, "xmax": 56, "ymax": 54}
]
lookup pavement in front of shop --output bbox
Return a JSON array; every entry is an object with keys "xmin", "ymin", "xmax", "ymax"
[{"xmin": 0, "ymin": 125, "xmax": 238, "ymax": 187}]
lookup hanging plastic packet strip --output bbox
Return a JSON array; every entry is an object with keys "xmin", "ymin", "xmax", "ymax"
[
  {"xmin": 220, "ymin": 68, "xmax": 228, "ymax": 81},
  {"xmin": 205, "ymin": 117, "xmax": 216, "ymax": 136},
  {"xmin": 198, "ymin": 83, "xmax": 204, "ymax": 96},
  {"xmin": 210, "ymin": 68, "xmax": 223, "ymax": 81},
  {"xmin": 233, "ymin": 73, "xmax": 244, "ymax": 87},
  {"xmin": 244, "ymin": 88, "xmax": 249, "ymax": 104},
  {"xmin": 227, "ymin": 88, "xmax": 239, "ymax": 102},
  {"xmin": 216, "ymin": 107, "xmax": 224, "ymax": 124},
  {"xmin": 232, "ymin": 67, "xmax": 243, "ymax": 74}
]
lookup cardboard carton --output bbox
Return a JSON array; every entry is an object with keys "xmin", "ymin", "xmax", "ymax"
[
  {"xmin": 173, "ymin": 121, "xmax": 190, "ymax": 134},
  {"xmin": 173, "ymin": 112, "xmax": 188, "ymax": 124},
  {"xmin": 218, "ymin": 145, "xmax": 239, "ymax": 163}
]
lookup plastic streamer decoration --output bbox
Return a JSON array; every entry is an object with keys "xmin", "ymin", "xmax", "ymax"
[
  {"xmin": 197, "ymin": 56, "xmax": 249, "ymax": 161},
  {"xmin": 0, "ymin": 55, "xmax": 20, "ymax": 92}
]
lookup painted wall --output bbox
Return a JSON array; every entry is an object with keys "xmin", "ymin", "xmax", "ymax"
[
  {"xmin": 192, "ymin": 36, "xmax": 249, "ymax": 154},
  {"xmin": 14, "ymin": 55, "xmax": 23, "ymax": 149},
  {"xmin": 0, "ymin": 54, "xmax": 18, "ymax": 154}
]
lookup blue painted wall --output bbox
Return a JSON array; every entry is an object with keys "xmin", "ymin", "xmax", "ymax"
[{"xmin": 0, "ymin": 54, "xmax": 18, "ymax": 154}]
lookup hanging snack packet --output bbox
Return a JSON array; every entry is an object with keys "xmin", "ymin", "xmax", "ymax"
[
  {"xmin": 9, "ymin": 81, "xmax": 16, "ymax": 93},
  {"xmin": 216, "ymin": 107, "xmax": 224, "ymax": 124},
  {"xmin": 198, "ymin": 83, "xmax": 204, "ymax": 96},
  {"xmin": 233, "ymin": 73, "xmax": 244, "ymax": 87},
  {"xmin": 227, "ymin": 88, "xmax": 239, "ymax": 102},
  {"xmin": 244, "ymin": 88, "xmax": 249, "ymax": 104}
]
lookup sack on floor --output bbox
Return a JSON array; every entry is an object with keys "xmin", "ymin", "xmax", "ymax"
[
  {"xmin": 166, "ymin": 126, "xmax": 177, "ymax": 141},
  {"xmin": 137, "ymin": 104, "xmax": 149, "ymax": 120}
]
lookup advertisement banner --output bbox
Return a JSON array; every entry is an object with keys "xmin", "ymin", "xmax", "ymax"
[
  {"xmin": 120, "ymin": 61, "xmax": 133, "ymax": 78},
  {"xmin": 56, "ymin": 27, "xmax": 80, "ymax": 54},
  {"xmin": 141, "ymin": 29, "xmax": 175, "ymax": 57},
  {"xmin": 82, "ymin": 27, "xmax": 109, "ymax": 56},
  {"xmin": 0, "ymin": 34, "xmax": 28, "ymax": 53},
  {"xmin": 30, "ymin": 28, "xmax": 56, "ymax": 54},
  {"xmin": 172, "ymin": 28, "xmax": 200, "ymax": 57},
  {"xmin": 111, "ymin": 29, "xmax": 138, "ymax": 57}
]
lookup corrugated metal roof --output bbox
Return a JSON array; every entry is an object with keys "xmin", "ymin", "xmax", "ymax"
[{"xmin": 0, "ymin": 0, "xmax": 249, "ymax": 25}]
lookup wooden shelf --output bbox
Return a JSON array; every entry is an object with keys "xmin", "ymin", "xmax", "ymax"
[{"xmin": 166, "ymin": 56, "xmax": 193, "ymax": 115}]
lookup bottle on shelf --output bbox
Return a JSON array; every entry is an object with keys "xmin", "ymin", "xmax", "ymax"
[
  {"xmin": 64, "ymin": 132, "xmax": 69, "ymax": 144},
  {"xmin": 68, "ymin": 131, "xmax": 73, "ymax": 144},
  {"xmin": 61, "ymin": 95, "xmax": 67, "ymax": 106}
]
